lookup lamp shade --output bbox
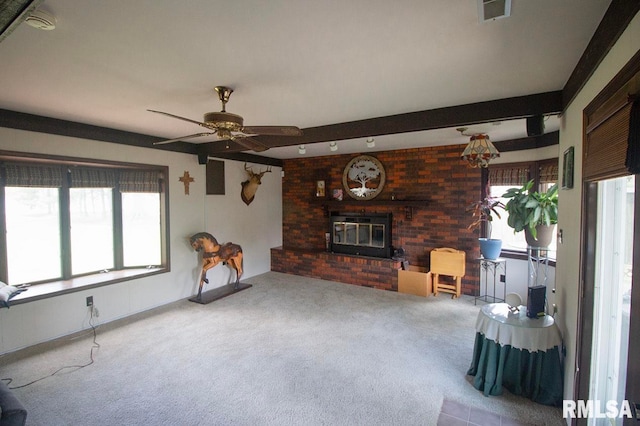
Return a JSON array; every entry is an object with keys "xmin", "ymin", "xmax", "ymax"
[{"xmin": 460, "ymin": 133, "xmax": 500, "ymax": 168}]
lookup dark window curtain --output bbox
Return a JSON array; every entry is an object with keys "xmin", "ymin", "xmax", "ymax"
[
  {"xmin": 69, "ymin": 167, "xmax": 117, "ymax": 188},
  {"xmin": 3, "ymin": 163, "xmax": 64, "ymax": 187},
  {"xmin": 119, "ymin": 170, "xmax": 162, "ymax": 193}
]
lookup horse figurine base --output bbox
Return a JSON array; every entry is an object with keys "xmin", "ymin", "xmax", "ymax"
[
  {"xmin": 189, "ymin": 232, "xmax": 249, "ymax": 304},
  {"xmin": 188, "ymin": 282, "xmax": 252, "ymax": 305}
]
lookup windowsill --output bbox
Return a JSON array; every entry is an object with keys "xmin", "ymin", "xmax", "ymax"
[{"xmin": 6, "ymin": 268, "xmax": 167, "ymax": 306}]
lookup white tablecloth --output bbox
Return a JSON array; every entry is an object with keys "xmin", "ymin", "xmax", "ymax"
[{"xmin": 475, "ymin": 303, "xmax": 562, "ymax": 352}]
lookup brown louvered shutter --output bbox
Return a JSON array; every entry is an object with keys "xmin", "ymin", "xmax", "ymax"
[
  {"xmin": 583, "ymin": 99, "xmax": 635, "ymax": 181},
  {"xmin": 488, "ymin": 165, "xmax": 531, "ymax": 185},
  {"xmin": 539, "ymin": 160, "xmax": 558, "ymax": 184}
]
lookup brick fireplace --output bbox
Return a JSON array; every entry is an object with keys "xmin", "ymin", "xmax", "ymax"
[{"xmin": 271, "ymin": 144, "xmax": 482, "ymax": 294}]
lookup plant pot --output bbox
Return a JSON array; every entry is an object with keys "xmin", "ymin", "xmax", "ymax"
[
  {"xmin": 479, "ymin": 238, "xmax": 502, "ymax": 260},
  {"xmin": 525, "ymin": 224, "xmax": 556, "ymax": 247}
]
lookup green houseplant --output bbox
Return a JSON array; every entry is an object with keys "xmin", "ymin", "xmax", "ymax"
[
  {"xmin": 467, "ymin": 195, "xmax": 505, "ymax": 259},
  {"xmin": 502, "ymin": 180, "xmax": 558, "ymax": 247}
]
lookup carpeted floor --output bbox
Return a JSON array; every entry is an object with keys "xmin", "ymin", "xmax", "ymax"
[{"xmin": 0, "ymin": 272, "xmax": 564, "ymax": 425}]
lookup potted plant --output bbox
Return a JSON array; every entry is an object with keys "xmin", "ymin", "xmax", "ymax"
[
  {"xmin": 467, "ymin": 194, "xmax": 505, "ymax": 259},
  {"xmin": 502, "ymin": 180, "xmax": 558, "ymax": 247}
]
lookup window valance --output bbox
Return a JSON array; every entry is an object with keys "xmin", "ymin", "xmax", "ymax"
[
  {"xmin": 3, "ymin": 163, "xmax": 64, "ymax": 187},
  {"xmin": 2, "ymin": 162, "xmax": 162, "ymax": 193},
  {"xmin": 488, "ymin": 166, "xmax": 530, "ymax": 186}
]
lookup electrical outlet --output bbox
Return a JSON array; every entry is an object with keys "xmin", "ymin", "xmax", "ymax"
[
  {"xmin": 86, "ymin": 296, "xmax": 93, "ymax": 307},
  {"xmin": 500, "ymin": 274, "xmax": 506, "ymax": 283}
]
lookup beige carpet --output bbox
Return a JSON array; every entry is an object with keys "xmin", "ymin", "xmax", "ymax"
[{"xmin": 0, "ymin": 272, "xmax": 564, "ymax": 425}]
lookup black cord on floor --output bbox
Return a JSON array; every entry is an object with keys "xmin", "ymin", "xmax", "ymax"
[{"xmin": 1, "ymin": 306, "xmax": 101, "ymax": 389}]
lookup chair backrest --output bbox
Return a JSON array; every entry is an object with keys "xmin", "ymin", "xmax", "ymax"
[
  {"xmin": 430, "ymin": 248, "xmax": 465, "ymax": 276},
  {"xmin": 505, "ymin": 292, "xmax": 522, "ymax": 307}
]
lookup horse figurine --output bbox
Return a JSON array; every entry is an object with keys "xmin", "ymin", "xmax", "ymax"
[{"xmin": 189, "ymin": 232, "xmax": 244, "ymax": 299}]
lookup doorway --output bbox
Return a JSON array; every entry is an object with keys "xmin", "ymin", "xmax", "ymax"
[
  {"xmin": 588, "ymin": 176, "xmax": 633, "ymax": 424},
  {"xmin": 577, "ymin": 176, "xmax": 640, "ymax": 425}
]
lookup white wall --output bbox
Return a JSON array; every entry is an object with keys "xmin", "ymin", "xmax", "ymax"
[
  {"xmin": 0, "ymin": 127, "xmax": 283, "ymax": 354},
  {"xmin": 556, "ymin": 11, "xmax": 640, "ymax": 410}
]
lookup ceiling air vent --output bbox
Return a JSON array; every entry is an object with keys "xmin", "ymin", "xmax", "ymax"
[{"xmin": 478, "ymin": 0, "xmax": 511, "ymax": 23}]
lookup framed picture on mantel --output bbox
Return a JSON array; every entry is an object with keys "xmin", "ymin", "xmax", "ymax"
[{"xmin": 316, "ymin": 180, "xmax": 326, "ymax": 197}]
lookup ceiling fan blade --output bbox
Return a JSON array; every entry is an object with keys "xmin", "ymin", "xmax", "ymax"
[
  {"xmin": 231, "ymin": 135, "xmax": 270, "ymax": 152},
  {"xmin": 241, "ymin": 126, "xmax": 303, "ymax": 136},
  {"xmin": 153, "ymin": 132, "xmax": 216, "ymax": 145},
  {"xmin": 147, "ymin": 109, "xmax": 206, "ymax": 127}
]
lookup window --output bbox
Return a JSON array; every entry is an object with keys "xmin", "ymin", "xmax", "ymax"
[
  {"xmin": 0, "ymin": 154, "xmax": 168, "ymax": 286},
  {"xmin": 5, "ymin": 187, "xmax": 62, "ymax": 283},
  {"xmin": 70, "ymin": 187, "xmax": 114, "ymax": 274},
  {"xmin": 122, "ymin": 192, "xmax": 161, "ymax": 267},
  {"xmin": 485, "ymin": 159, "xmax": 558, "ymax": 255}
]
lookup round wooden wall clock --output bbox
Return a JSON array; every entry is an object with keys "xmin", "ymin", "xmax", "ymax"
[{"xmin": 342, "ymin": 155, "xmax": 386, "ymax": 200}]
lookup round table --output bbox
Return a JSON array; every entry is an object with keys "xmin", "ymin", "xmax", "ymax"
[{"xmin": 467, "ymin": 303, "xmax": 564, "ymax": 406}]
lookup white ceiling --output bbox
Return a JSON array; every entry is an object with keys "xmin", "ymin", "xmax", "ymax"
[{"xmin": 0, "ymin": 0, "xmax": 610, "ymax": 159}]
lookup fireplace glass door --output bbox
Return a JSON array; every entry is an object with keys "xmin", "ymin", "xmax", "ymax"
[{"xmin": 330, "ymin": 213, "xmax": 392, "ymax": 258}]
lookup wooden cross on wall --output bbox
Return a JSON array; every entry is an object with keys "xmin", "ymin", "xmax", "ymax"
[{"xmin": 179, "ymin": 170, "xmax": 195, "ymax": 195}]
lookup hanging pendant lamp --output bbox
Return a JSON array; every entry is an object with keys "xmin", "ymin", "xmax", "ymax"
[{"xmin": 460, "ymin": 131, "xmax": 500, "ymax": 168}]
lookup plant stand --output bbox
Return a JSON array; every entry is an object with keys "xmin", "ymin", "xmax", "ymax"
[
  {"xmin": 475, "ymin": 258, "xmax": 507, "ymax": 305},
  {"xmin": 527, "ymin": 247, "xmax": 551, "ymax": 288}
]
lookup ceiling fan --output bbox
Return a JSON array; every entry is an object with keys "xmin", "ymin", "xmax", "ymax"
[{"xmin": 148, "ymin": 86, "xmax": 302, "ymax": 152}]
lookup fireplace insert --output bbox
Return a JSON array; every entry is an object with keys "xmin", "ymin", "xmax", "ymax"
[{"xmin": 329, "ymin": 213, "xmax": 392, "ymax": 258}]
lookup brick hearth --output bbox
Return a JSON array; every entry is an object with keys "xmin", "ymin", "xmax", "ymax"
[{"xmin": 271, "ymin": 247, "xmax": 401, "ymax": 291}]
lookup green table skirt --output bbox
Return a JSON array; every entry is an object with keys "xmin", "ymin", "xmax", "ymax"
[{"xmin": 467, "ymin": 332, "xmax": 563, "ymax": 406}]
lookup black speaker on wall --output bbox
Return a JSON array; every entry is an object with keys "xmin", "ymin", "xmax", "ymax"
[
  {"xmin": 527, "ymin": 285, "xmax": 546, "ymax": 318},
  {"xmin": 198, "ymin": 154, "xmax": 209, "ymax": 165},
  {"xmin": 526, "ymin": 115, "xmax": 545, "ymax": 136}
]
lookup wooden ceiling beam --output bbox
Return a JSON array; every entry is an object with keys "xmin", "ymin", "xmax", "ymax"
[
  {"xmin": 562, "ymin": 0, "xmax": 640, "ymax": 109},
  {"xmin": 197, "ymin": 91, "xmax": 563, "ymax": 154}
]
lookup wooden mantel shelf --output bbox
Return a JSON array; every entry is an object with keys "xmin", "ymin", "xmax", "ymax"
[{"xmin": 314, "ymin": 199, "xmax": 429, "ymax": 219}]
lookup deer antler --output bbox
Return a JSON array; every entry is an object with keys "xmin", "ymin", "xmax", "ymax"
[{"xmin": 244, "ymin": 163, "xmax": 272, "ymax": 176}]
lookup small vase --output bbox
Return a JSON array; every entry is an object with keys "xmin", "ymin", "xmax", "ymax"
[{"xmin": 479, "ymin": 238, "xmax": 502, "ymax": 260}]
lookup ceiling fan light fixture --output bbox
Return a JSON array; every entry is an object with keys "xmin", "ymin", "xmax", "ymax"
[
  {"xmin": 298, "ymin": 145, "xmax": 306, "ymax": 155},
  {"xmin": 203, "ymin": 112, "xmax": 243, "ymax": 131},
  {"xmin": 460, "ymin": 133, "xmax": 500, "ymax": 168},
  {"xmin": 329, "ymin": 142, "xmax": 338, "ymax": 152},
  {"xmin": 148, "ymin": 85, "xmax": 301, "ymax": 152}
]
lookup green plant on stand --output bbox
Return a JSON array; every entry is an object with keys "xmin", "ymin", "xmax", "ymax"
[
  {"xmin": 502, "ymin": 180, "xmax": 558, "ymax": 247},
  {"xmin": 467, "ymin": 194, "xmax": 505, "ymax": 259}
]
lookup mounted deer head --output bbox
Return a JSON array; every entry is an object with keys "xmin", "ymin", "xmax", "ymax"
[{"xmin": 241, "ymin": 163, "xmax": 272, "ymax": 205}]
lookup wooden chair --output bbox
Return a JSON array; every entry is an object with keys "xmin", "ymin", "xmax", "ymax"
[{"xmin": 431, "ymin": 247, "xmax": 466, "ymax": 298}]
